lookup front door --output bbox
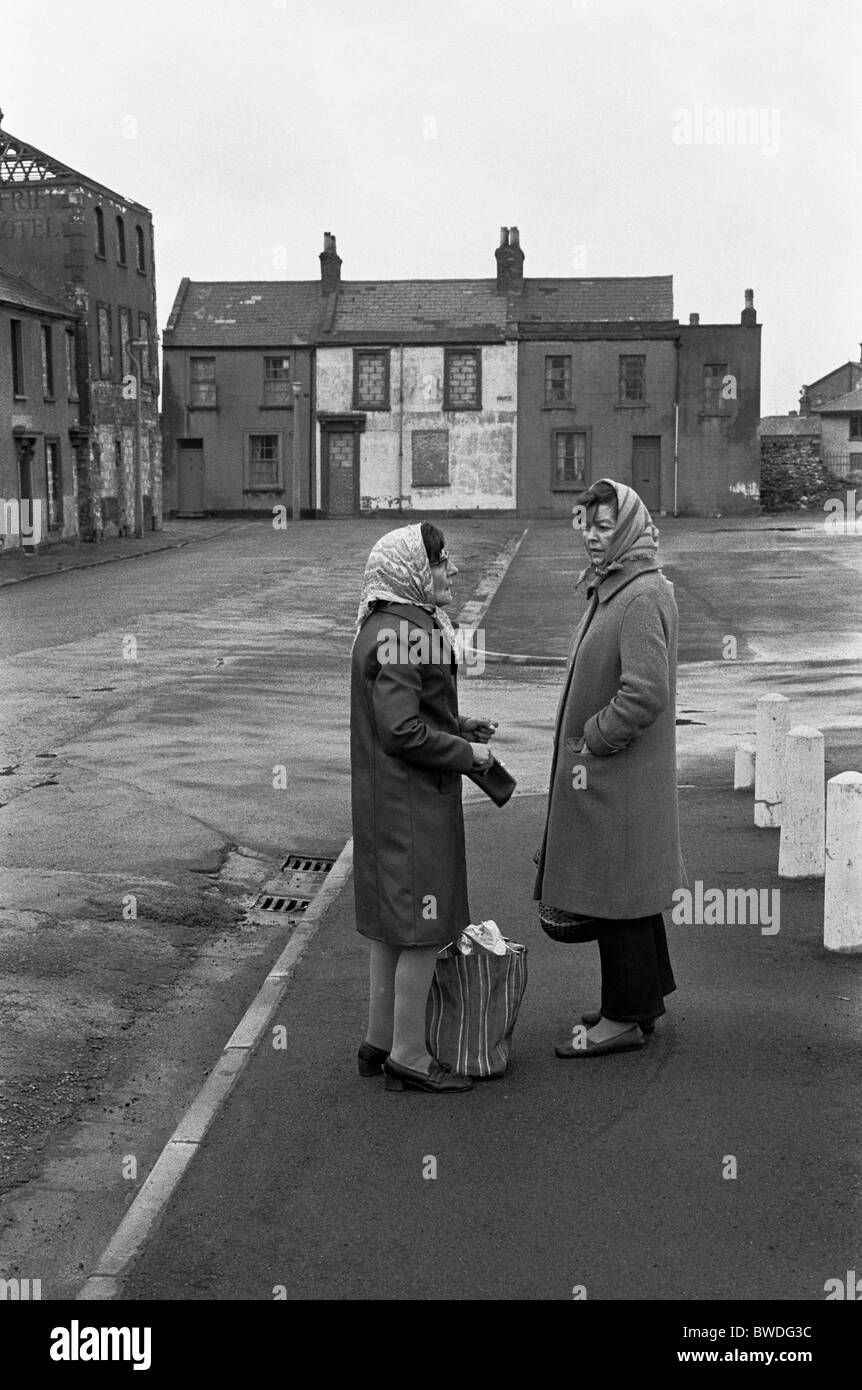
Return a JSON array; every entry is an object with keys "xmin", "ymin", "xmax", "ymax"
[
  {"xmin": 325, "ymin": 429, "xmax": 359, "ymax": 516},
  {"xmin": 632, "ymin": 436, "xmax": 661, "ymax": 511},
  {"xmin": 177, "ymin": 440, "xmax": 204, "ymax": 516}
]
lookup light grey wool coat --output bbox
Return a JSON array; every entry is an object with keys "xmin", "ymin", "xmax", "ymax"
[{"xmin": 533, "ymin": 560, "xmax": 688, "ymax": 919}]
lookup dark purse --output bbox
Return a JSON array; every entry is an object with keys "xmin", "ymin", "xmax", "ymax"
[{"xmin": 465, "ymin": 751, "xmax": 517, "ymax": 807}]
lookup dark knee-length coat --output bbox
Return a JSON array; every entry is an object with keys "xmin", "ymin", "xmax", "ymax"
[
  {"xmin": 533, "ymin": 561, "xmax": 687, "ymax": 920},
  {"xmin": 351, "ymin": 601, "xmax": 476, "ymax": 947}
]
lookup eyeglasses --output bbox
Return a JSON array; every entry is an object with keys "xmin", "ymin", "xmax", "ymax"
[{"xmin": 430, "ymin": 550, "xmax": 450, "ymax": 569}]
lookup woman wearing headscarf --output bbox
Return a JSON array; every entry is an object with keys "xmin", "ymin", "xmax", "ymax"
[
  {"xmin": 351, "ymin": 521, "xmax": 498, "ymax": 1093},
  {"xmin": 534, "ymin": 478, "xmax": 686, "ymax": 1057}
]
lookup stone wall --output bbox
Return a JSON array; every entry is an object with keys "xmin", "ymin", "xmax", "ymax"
[{"xmin": 759, "ymin": 437, "xmax": 844, "ymax": 511}]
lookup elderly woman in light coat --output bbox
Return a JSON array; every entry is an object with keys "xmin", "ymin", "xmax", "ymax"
[{"xmin": 534, "ymin": 478, "xmax": 687, "ymax": 1057}]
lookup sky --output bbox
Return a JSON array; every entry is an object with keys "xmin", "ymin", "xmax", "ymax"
[{"xmin": 3, "ymin": 0, "xmax": 859, "ymax": 413}]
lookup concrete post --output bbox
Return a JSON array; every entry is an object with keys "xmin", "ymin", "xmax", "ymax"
[
  {"xmin": 824, "ymin": 772, "xmax": 862, "ymax": 952},
  {"xmin": 734, "ymin": 741, "xmax": 756, "ymax": 791},
  {"xmin": 778, "ymin": 726, "xmax": 825, "ymax": 877},
  {"xmin": 754, "ymin": 694, "xmax": 791, "ymax": 827}
]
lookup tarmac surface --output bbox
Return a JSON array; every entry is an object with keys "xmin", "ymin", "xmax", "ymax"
[{"xmin": 1, "ymin": 511, "xmax": 860, "ymax": 1301}]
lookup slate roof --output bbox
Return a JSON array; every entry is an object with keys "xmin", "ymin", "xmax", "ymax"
[
  {"xmin": 0, "ymin": 267, "xmax": 75, "ymax": 318},
  {"xmin": 813, "ymin": 386, "xmax": 862, "ymax": 414},
  {"xmin": 164, "ymin": 281, "xmax": 327, "ymax": 346},
  {"xmin": 759, "ymin": 415, "xmax": 820, "ymax": 437},
  {"xmin": 164, "ymin": 274, "xmax": 675, "ymax": 346}
]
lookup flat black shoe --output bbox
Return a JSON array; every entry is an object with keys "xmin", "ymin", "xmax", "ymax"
[
  {"xmin": 581, "ymin": 1009, "xmax": 655, "ymax": 1035},
  {"xmin": 556, "ymin": 1025, "xmax": 645, "ymax": 1058},
  {"xmin": 357, "ymin": 1042, "xmax": 389, "ymax": 1076},
  {"xmin": 383, "ymin": 1059, "xmax": 472, "ymax": 1093}
]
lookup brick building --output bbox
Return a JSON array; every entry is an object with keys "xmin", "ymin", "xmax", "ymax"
[
  {"xmin": 161, "ymin": 227, "xmax": 762, "ymax": 518},
  {"xmin": 0, "ymin": 110, "xmax": 161, "ymax": 543},
  {"xmin": 0, "ymin": 268, "xmax": 80, "ymax": 550},
  {"xmin": 799, "ymin": 354, "xmax": 862, "ymax": 416}
]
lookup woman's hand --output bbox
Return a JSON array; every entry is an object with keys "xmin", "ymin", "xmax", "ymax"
[
  {"xmin": 461, "ymin": 716, "xmax": 498, "ymax": 743},
  {"xmin": 470, "ymin": 741, "xmax": 494, "ymax": 770}
]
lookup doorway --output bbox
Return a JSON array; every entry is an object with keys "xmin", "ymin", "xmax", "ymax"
[
  {"xmin": 177, "ymin": 439, "xmax": 204, "ymax": 516},
  {"xmin": 632, "ymin": 436, "xmax": 661, "ymax": 511},
  {"xmin": 323, "ymin": 428, "xmax": 360, "ymax": 516}
]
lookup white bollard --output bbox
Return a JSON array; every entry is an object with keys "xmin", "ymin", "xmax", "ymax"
[
  {"xmin": 778, "ymin": 726, "xmax": 825, "ymax": 877},
  {"xmin": 734, "ymin": 741, "xmax": 756, "ymax": 791},
  {"xmin": 754, "ymin": 693, "xmax": 791, "ymax": 827},
  {"xmin": 824, "ymin": 772, "xmax": 862, "ymax": 952}
]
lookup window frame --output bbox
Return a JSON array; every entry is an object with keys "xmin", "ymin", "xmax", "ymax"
[
  {"xmin": 618, "ymin": 354, "xmax": 646, "ymax": 405},
  {"xmin": 118, "ymin": 307, "xmax": 133, "ymax": 378},
  {"xmin": 849, "ymin": 414, "xmax": 862, "ymax": 440},
  {"xmin": 135, "ymin": 224, "xmax": 146, "ymax": 274},
  {"xmin": 544, "ymin": 354, "xmax": 573, "ymax": 407},
  {"xmin": 188, "ymin": 354, "xmax": 216, "ymax": 408},
  {"xmin": 443, "ymin": 347, "xmax": 482, "ymax": 412},
  {"xmin": 352, "ymin": 348, "xmax": 390, "ymax": 411},
  {"xmin": 96, "ymin": 302, "xmax": 113, "ymax": 379},
  {"xmin": 41, "ymin": 324, "xmax": 55, "ymax": 399},
  {"xmin": 116, "ymin": 214, "xmax": 127, "ymax": 267},
  {"xmin": 244, "ymin": 431, "xmax": 284, "ymax": 493},
  {"xmin": 11, "ymin": 318, "xmax": 25, "ymax": 397},
  {"xmin": 262, "ymin": 354, "xmax": 293, "ymax": 407},
  {"xmin": 65, "ymin": 329, "xmax": 79, "ymax": 401},
  {"xmin": 137, "ymin": 312, "xmax": 152, "ymax": 382},
  {"xmin": 95, "ymin": 206, "xmax": 106, "ymax": 259},
  {"xmin": 44, "ymin": 437, "xmax": 63, "ymax": 530},
  {"xmin": 550, "ymin": 427, "xmax": 590, "ymax": 491}
]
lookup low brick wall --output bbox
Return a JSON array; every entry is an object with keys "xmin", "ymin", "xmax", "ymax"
[{"xmin": 760, "ymin": 438, "xmax": 848, "ymax": 512}]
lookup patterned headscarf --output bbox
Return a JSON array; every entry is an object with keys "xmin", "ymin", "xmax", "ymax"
[
  {"xmin": 575, "ymin": 478, "xmax": 660, "ymax": 591},
  {"xmin": 354, "ymin": 523, "xmax": 461, "ymax": 662}
]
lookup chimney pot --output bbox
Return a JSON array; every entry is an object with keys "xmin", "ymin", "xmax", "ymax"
[
  {"xmin": 689, "ymin": 312, "xmax": 700, "ymax": 326},
  {"xmin": 745, "ymin": 288, "xmax": 754, "ymax": 307},
  {"xmin": 741, "ymin": 288, "xmax": 757, "ymax": 326},
  {"xmin": 495, "ymin": 223, "xmax": 524, "ymax": 295},
  {"xmin": 319, "ymin": 231, "xmax": 342, "ymax": 295}
]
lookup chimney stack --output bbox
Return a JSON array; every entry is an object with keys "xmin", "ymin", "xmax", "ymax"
[
  {"xmin": 320, "ymin": 231, "xmax": 342, "ymax": 295},
  {"xmin": 495, "ymin": 225, "xmax": 524, "ymax": 294},
  {"xmin": 689, "ymin": 312, "xmax": 700, "ymax": 326},
  {"xmin": 741, "ymin": 288, "xmax": 756, "ymax": 326}
]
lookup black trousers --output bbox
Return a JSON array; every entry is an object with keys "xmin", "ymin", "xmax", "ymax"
[{"xmin": 595, "ymin": 912, "xmax": 676, "ymax": 1024}]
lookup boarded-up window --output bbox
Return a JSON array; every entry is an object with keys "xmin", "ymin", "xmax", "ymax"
[
  {"xmin": 444, "ymin": 349, "xmax": 481, "ymax": 410},
  {"xmin": 703, "ymin": 363, "xmax": 728, "ymax": 411},
  {"xmin": 97, "ymin": 305, "xmax": 112, "ymax": 378},
  {"xmin": 412, "ymin": 430, "xmax": 450, "ymax": 486},
  {"xmin": 354, "ymin": 350, "xmax": 389, "ymax": 409},
  {"xmin": 119, "ymin": 307, "xmax": 132, "ymax": 376},
  {"xmin": 619, "ymin": 354, "xmax": 645, "ymax": 402}
]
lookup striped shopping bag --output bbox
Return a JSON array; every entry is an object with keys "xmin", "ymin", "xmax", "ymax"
[{"xmin": 426, "ymin": 939, "xmax": 528, "ymax": 1078}]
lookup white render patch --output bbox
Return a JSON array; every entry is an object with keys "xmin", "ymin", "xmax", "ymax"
[
  {"xmin": 730, "ymin": 481, "xmax": 760, "ymax": 497},
  {"xmin": 240, "ymin": 296, "xmax": 262, "ymax": 305}
]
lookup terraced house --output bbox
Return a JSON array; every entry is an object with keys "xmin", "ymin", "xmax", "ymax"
[
  {"xmin": 161, "ymin": 227, "xmax": 761, "ymax": 518},
  {"xmin": 0, "ymin": 109, "xmax": 161, "ymax": 545}
]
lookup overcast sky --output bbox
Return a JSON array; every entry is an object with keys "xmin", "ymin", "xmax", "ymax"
[{"xmin": 4, "ymin": 0, "xmax": 859, "ymax": 413}]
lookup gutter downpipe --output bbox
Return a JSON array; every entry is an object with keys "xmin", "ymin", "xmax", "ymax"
[{"xmin": 673, "ymin": 336, "xmax": 681, "ymax": 516}]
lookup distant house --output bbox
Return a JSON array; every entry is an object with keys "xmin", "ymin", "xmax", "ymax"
[
  {"xmin": 814, "ymin": 386, "xmax": 862, "ymax": 479},
  {"xmin": 799, "ymin": 354, "xmax": 862, "ymax": 415},
  {"xmin": 0, "ymin": 268, "xmax": 80, "ymax": 550},
  {"xmin": 0, "ymin": 110, "xmax": 161, "ymax": 543},
  {"xmin": 161, "ymin": 228, "xmax": 762, "ymax": 518}
]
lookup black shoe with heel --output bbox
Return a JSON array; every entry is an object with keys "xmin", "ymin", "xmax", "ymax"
[
  {"xmin": 357, "ymin": 1042, "xmax": 389, "ymax": 1077},
  {"xmin": 383, "ymin": 1059, "xmax": 472, "ymax": 1093}
]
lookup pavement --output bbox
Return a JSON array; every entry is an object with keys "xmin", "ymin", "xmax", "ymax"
[
  {"xmin": 49, "ymin": 511, "xmax": 858, "ymax": 1303},
  {"xmin": 0, "ymin": 519, "xmax": 247, "ymax": 586}
]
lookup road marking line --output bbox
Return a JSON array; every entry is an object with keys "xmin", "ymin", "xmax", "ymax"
[{"xmin": 75, "ymin": 838, "xmax": 354, "ymax": 1301}]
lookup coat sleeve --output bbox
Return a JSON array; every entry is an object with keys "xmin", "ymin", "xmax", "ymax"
[
  {"xmin": 371, "ymin": 655, "xmax": 476, "ymax": 772},
  {"xmin": 583, "ymin": 593, "xmax": 670, "ymax": 755}
]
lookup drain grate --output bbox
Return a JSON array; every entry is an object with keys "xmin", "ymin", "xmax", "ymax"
[{"xmin": 251, "ymin": 853, "xmax": 336, "ymax": 917}]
